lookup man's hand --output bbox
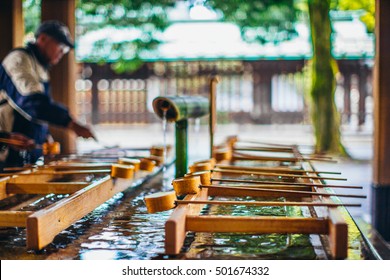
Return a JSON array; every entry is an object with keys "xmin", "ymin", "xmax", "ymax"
[{"xmin": 68, "ymin": 120, "xmax": 97, "ymax": 140}]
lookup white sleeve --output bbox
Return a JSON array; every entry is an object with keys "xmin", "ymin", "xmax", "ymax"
[{"xmin": 2, "ymin": 50, "xmax": 45, "ymax": 96}]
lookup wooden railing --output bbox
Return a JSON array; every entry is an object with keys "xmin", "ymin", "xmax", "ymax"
[{"xmin": 75, "ymin": 60, "xmax": 373, "ymax": 129}]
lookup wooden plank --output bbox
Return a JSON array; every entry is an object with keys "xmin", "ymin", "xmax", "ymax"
[
  {"xmin": 26, "ymin": 175, "xmax": 133, "ymax": 250},
  {"xmin": 0, "ymin": 169, "xmax": 111, "ymax": 176},
  {"xmin": 186, "ymin": 215, "xmax": 329, "ymax": 234},
  {"xmin": 46, "ymin": 163, "xmax": 113, "ymax": 171},
  {"xmin": 301, "ymin": 160, "xmax": 349, "ymax": 259},
  {"xmin": 0, "ymin": 211, "xmax": 33, "ymax": 227},
  {"xmin": 0, "ymin": 177, "xmax": 10, "ymax": 200},
  {"xmin": 328, "ymin": 208, "xmax": 348, "ymax": 259},
  {"xmin": 165, "ymin": 188, "xmax": 208, "ymax": 255},
  {"xmin": 6, "ymin": 182, "xmax": 89, "ymax": 194},
  {"xmin": 8, "ymin": 174, "xmax": 59, "ymax": 183}
]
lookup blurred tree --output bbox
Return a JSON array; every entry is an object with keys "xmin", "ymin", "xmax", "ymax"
[
  {"xmin": 76, "ymin": 0, "xmax": 176, "ymax": 73},
  {"xmin": 307, "ymin": 0, "xmax": 346, "ymax": 154}
]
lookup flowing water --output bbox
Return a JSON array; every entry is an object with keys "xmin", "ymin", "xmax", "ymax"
[{"xmin": 161, "ymin": 108, "xmax": 170, "ymax": 188}]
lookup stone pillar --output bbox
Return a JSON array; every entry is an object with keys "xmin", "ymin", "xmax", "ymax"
[
  {"xmin": 41, "ymin": 0, "xmax": 77, "ymax": 154},
  {"xmin": 0, "ymin": 0, "xmax": 24, "ymax": 60},
  {"xmin": 372, "ymin": 0, "xmax": 390, "ymax": 241}
]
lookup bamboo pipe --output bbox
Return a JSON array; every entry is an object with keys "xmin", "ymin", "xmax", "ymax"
[
  {"xmin": 175, "ymin": 200, "xmax": 361, "ymax": 207},
  {"xmin": 232, "ymin": 152, "xmax": 337, "ymax": 163},
  {"xmin": 213, "ymin": 168, "xmax": 346, "ymax": 181},
  {"xmin": 215, "ymin": 164, "xmax": 341, "ymax": 175},
  {"xmin": 200, "ymin": 185, "xmax": 366, "ymax": 199},
  {"xmin": 211, "ymin": 178, "xmax": 362, "ymax": 189}
]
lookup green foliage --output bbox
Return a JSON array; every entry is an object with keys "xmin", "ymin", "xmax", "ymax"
[
  {"xmin": 206, "ymin": 0, "xmax": 299, "ymax": 44},
  {"xmin": 77, "ymin": 0, "xmax": 175, "ymax": 31},
  {"xmin": 332, "ymin": 0, "xmax": 375, "ymax": 32},
  {"xmin": 77, "ymin": 0, "xmax": 175, "ymax": 73},
  {"xmin": 23, "ymin": 0, "xmax": 41, "ymax": 35}
]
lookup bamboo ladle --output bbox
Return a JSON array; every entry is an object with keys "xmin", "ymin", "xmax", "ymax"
[{"xmin": 144, "ymin": 191, "xmax": 361, "ymax": 213}]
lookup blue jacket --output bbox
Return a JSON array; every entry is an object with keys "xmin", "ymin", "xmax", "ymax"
[{"xmin": 0, "ymin": 43, "xmax": 72, "ymax": 165}]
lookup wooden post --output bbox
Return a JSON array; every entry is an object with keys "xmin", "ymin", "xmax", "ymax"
[
  {"xmin": 373, "ymin": 0, "xmax": 390, "ymax": 241},
  {"xmin": 41, "ymin": 0, "xmax": 77, "ymax": 154},
  {"xmin": 90, "ymin": 75, "xmax": 100, "ymax": 125},
  {"xmin": 358, "ymin": 66, "xmax": 368, "ymax": 126},
  {"xmin": 0, "ymin": 0, "xmax": 24, "ymax": 60},
  {"xmin": 343, "ymin": 73, "xmax": 351, "ymax": 123},
  {"xmin": 252, "ymin": 72, "xmax": 273, "ymax": 124},
  {"xmin": 209, "ymin": 76, "xmax": 219, "ymax": 157}
]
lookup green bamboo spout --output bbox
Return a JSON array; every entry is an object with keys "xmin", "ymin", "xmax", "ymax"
[{"xmin": 152, "ymin": 95, "xmax": 209, "ymax": 178}]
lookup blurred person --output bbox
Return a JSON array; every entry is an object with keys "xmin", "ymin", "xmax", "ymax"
[{"xmin": 0, "ymin": 20, "xmax": 95, "ymax": 167}]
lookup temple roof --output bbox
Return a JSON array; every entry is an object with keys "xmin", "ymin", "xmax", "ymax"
[{"xmin": 76, "ymin": 10, "xmax": 374, "ymax": 62}]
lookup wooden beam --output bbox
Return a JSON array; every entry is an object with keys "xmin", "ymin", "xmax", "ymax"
[
  {"xmin": 165, "ymin": 188, "xmax": 208, "ymax": 255},
  {"xmin": 6, "ymin": 182, "xmax": 89, "ymax": 194},
  {"xmin": 0, "ymin": 169, "xmax": 111, "ymax": 177},
  {"xmin": 47, "ymin": 163, "xmax": 113, "ymax": 171},
  {"xmin": 373, "ymin": 0, "xmax": 390, "ymax": 185},
  {"xmin": 302, "ymin": 161, "xmax": 349, "ymax": 259},
  {"xmin": 26, "ymin": 175, "xmax": 132, "ymax": 250},
  {"xmin": 186, "ymin": 215, "xmax": 329, "ymax": 234},
  {"xmin": 0, "ymin": 177, "xmax": 10, "ymax": 200},
  {"xmin": 0, "ymin": 211, "xmax": 33, "ymax": 227},
  {"xmin": 327, "ymin": 208, "xmax": 348, "ymax": 259},
  {"xmin": 41, "ymin": 0, "xmax": 76, "ymax": 154},
  {"xmin": 0, "ymin": 0, "xmax": 24, "ymax": 60}
]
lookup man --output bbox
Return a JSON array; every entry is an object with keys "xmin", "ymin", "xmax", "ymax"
[{"xmin": 0, "ymin": 20, "xmax": 95, "ymax": 167}]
